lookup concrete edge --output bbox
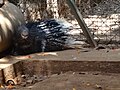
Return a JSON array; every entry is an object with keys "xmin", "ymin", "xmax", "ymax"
[{"xmin": 1, "ymin": 60, "xmax": 120, "ymax": 84}]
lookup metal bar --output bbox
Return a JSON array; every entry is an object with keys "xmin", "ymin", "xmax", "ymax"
[{"xmin": 66, "ymin": 0, "xmax": 97, "ymax": 48}]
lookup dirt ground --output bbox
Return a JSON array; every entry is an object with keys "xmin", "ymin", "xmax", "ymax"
[{"xmin": 15, "ymin": 71, "xmax": 120, "ymax": 90}]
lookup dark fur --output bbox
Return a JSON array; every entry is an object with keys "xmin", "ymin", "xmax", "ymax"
[{"xmin": 12, "ymin": 19, "xmax": 69, "ymax": 55}]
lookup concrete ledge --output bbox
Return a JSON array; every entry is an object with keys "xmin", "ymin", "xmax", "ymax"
[
  {"xmin": 21, "ymin": 60, "xmax": 120, "ymax": 75},
  {"xmin": 1, "ymin": 49, "xmax": 120, "ymax": 84},
  {"xmin": 1, "ymin": 60, "xmax": 120, "ymax": 84}
]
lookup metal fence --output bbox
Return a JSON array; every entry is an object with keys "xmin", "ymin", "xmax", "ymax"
[{"xmin": 10, "ymin": 0, "xmax": 120, "ymax": 48}]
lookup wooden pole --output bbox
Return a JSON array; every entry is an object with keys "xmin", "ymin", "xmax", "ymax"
[{"xmin": 66, "ymin": 0, "xmax": 97, "ymax": 48}]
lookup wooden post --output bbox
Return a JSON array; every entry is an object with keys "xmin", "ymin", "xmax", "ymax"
[
  {"xmin": 47, "ymin": 0, "xmax": 59, "ymax": 18},
  {"xmin": 66, "ymin": 0, "xmax": 97, "ymax": 48}
]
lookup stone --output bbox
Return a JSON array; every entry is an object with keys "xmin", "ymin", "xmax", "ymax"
[
  {"xmin": 20, "ymin": 82, "xmax": 27, "ymax": 87},
  {"xmin": 95, "ymin": 84, "xmax": 102, "ymax": 89},
  {"xmin": 26, "ymin": 79, "xmax": 34, "ymax": 84}
]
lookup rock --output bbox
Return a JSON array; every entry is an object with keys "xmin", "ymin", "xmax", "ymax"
[
  {"xmin": 21, "ymin": 74, "xmax": 28, "ymax": 79},
  {"xmin": 96, "ymin": 46, "xmax": 105, "ymax": 50},
  {"xmin": 29, "ymin": 75, "xmax": 42, "ymax": 83},
  {"xmin": 51, "ymin": 74, "xmax": 58, "ymax": 77},
  {"xmin": 33, "ymin": 75, "xmax": 38, "ymax": 79},
  {"xmin": 37, "ymin": 78, "xmax": 44, "ymax": 82},
  {"xmin": 0, "ymin": 1, "xmax": 25, "ymax": 52},
  {"xmin": 79, "ymin": 72, "xmax": 86, "ymax": 75},
  {"xmin": 95, "ymin": 84, "xmax": 102, "ymax": 89},
  {"xmin": 36, "ymin": 75, "xmax": 47, "ymax": 82},
  {"xmin": 14, "ymin": 75, "xmax": 23, "ymax": 85},
  {"xmin": 26, "ymin": 79, "xmax": 34, "ymax": 84},
  {"xmin": 20, "ymin": 82, "xmax": 27, "ymax": 87}
]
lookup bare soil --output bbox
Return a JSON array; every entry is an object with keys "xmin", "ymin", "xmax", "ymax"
[{"xmin": 16, "ymin": 71, "xmax": 120, "ymax": 90}]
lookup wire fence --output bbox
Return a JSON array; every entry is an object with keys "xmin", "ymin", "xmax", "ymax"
[{"xmin": 9, "ymin": 0, "xmax": 120, "ymax": 48}]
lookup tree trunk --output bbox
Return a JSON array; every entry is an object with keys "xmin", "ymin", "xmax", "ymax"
[{"xmin": 47, "ymin": 0, "xmax": 59, "ymax": 18}]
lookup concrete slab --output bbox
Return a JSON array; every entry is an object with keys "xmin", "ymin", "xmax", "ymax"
[
  {"xmin": 8, "ymin": 49, "xmax": 120, "ymax": 61},
  {"xmin": 15, "ymin": 49, "xmax": 120, "ymax": 61},
  {"xmin": 0, "ymin": 48, "xmax": 120, "ymax": 69},
  {"xmin": 0, "ymin": 49, "xmax": 120, "ymax": 84}
]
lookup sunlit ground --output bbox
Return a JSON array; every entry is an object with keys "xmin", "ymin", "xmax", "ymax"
[
  {"xmin": 0, "ymin": 63, "xmax": 12, "ymax": 69},
  {"xmin": 0, "ymin": 57, "xmax": 11, "ymax": 68},
  {"xmin": 0, "ymin": 52, "xmax": 58, "ymax": 69}
]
